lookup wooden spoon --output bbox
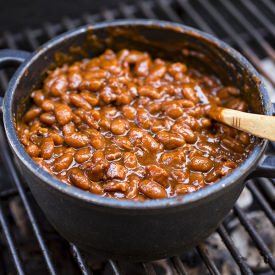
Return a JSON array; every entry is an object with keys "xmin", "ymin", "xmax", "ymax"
[{"xmin": 208, "ymin": 106, "xmax": 275, "ymax": 141}]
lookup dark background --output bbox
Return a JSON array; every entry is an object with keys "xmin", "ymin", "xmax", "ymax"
[{"xmin": 0, "ymin": 0, "xmax": 130, "ymax": 32}]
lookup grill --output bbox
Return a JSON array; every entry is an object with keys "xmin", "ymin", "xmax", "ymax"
[{"xmin": 0, "ymin": 0, "xmax": 274, "ymax": 274}]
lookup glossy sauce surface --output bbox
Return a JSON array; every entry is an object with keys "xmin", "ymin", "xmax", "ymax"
[{"xmin": 16, "ymin": 49, "xmax": 256, "ymax": 200}]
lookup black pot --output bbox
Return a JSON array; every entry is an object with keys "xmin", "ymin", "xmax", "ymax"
[{"xmin": 0, "ymin": 20, "xmax": 274, "ymax": 261}]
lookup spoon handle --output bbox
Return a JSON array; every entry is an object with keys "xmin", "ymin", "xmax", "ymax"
[{"xmin": 209, "ymin": 107, "xmax": 275, "ymax": 141}]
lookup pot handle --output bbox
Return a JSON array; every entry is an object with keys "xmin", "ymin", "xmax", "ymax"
[
  {"xmin": 0, "ymin": 49, "xmax": 30, "ymax": 68},
  {"xmin": 0, "ymin": 49, "xmax": 31, "ymax": 111},
  {"xmin": 249, "ymin": 103, "xmax": 275, "ymax": 178}
]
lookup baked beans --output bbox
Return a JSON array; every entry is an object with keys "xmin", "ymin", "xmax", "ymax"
[{"xmin": 16, "ymin": 49, "xmax": 256, "ymax": 200}]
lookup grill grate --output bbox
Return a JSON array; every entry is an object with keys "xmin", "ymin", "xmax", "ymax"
[{"xmin": 0, "ymin": 0, "xmax": 274, "ymax": 274}]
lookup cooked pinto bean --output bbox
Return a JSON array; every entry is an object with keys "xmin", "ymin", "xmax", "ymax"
[
  {"xmin": 107, "ymin": 163, "xmax": 127, "ymax": 180},
  {"xmin": 64, "ymin": 132, "xmax": 89, "ymax": 148},
  {"xmin": 74, "ymin": 147, "xmax": 91, "ymax": 163},
  {"xmin": 54, "ymin": 104, "xmax": 73, "ymax": 125},
  {"xmin": 17, "ymin": 49, "xmax": 256, "ymax": 200},
  {"xmin": 123, "ymin": 152, "xmax": 137, "ymax": 168},
  {"xmin": 111, "ymin": 118, "xmax": 129, "ymax": 135},
  {"xmin": 156, "ymin": 131, "xmax": 185, "ymax": 149},
  {"xmin": 40, "ymin": 113, "xmax": 56, "ymax": 125},
  {"xmin": 139, "ymin": 180, "xmax": 167, "ymax": 199},
  {"xmin": 146, "ymin": 165, "xmax": 169, "ymax": 188},
  {"xmin": 189, "ymin": 156, "xmax": 213, "ymax": 172},
  {"xmin": 26, "ymin": 144, "xmax": 40, "ymax": 157},
  {"xmin": 41, "ymin": 137, "xmax": 54, "ymax": 160},
  {"xmin": 104, "ymin": 181, "xmax": 129, "ymax": 192},
  {"xmin": 54, "ymin": 153, "xmax": 73, "ymax": 172},
  {"xmin": 70, "ymin": 167, "xmax": 90, "ymax": 190}
]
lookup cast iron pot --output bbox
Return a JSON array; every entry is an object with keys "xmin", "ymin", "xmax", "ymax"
[{"xmin": 0, "ymin": 20, "xmax": 275, "ymax": 261}]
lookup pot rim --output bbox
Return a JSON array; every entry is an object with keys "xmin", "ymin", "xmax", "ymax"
[{"xmin": 3, "ymin": 19, "xmax": 270, "ymax": 209}]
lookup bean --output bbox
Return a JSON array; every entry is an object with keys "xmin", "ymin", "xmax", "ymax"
[
  {"xmin": 70, "ymin": 94, "xmax": 92, "ymax": 110},
  {"xmin": 32, "ymin": 90, "xmax": 45, "ymax": 106},
  {"xmin": 168, "ymin": 63, "xmax": 187, "ymax": 76},
  {"xmin": 75, "ymin": 147, "xmax": 91, "ymax": 163},
  {"xmin": 54, "ymin": 104, "xmax": 73, "ymax": 125},
  {"xmin": 63, "ymin": 122, "xmax": 75, "ymax": 135},
  {"xmin": 99, "ymin": 117, "xmax": 111, "ymax": 130},
  {"xmin": 123, "ymin": 152, "xmax": 137, "ymax": 168},
  {"xmin": 106, "ymin": 163, "xmax": 127, "ymax": 180},
  {"xmin": 26, "ymin": 144, "xmax": 40, "ymax": 157},
  {"xmin": 104, "ymin": 181, "xmax": 129, "ymax": 192},
  {"xmin": 85, "ymin": 129, "xmax": 105, "ymax": 149},
  {"xmin": 113, "ymin": 136, "xmax": 133, "ymax": 150},
  {"xmin": 24, "ymin": 107, "xmax": 42, "ymax": 122},
  {"xmin": 105, "ymin": 145, "xmax": 122, "ymax": 161},
  {"xmin": 160, "ymin": 149, "xmax": 186, "ymax": 166},
  {"xmin": 137, "ymin": 109, "xmax": 151, "ymax": 129},
  {"xmin": 165, "ymin": 105, "xmax": 183, "ymax": 119},
  {"xmin": 41, "ymin": 137, "xmax": 54, "ymax": 160},
  {"xmin": 69, "ymin": 167, "xmax": 90, "ymax": 190},
  {"xmin": 221, "ymin": 137, "xmax": 243, "ymax": 153},
  {"xmin": 239, "ymin": 132, "xmax": 250, "ymax": 145},
  {"xmin": 90, "ymin": 182, "xmax": 104, "ymax": 194},
  {"xmin": 50, "ymin": 75, "xmax": 68, "ymax": 96},
  {"xmin": 64, "ymin": 132, "xmax": 89, "ymax": 148},
  {"xmin": 79, "ymin": 78, "xmax": 104, "ymax": 91},
  {"xmin": 40, "ymin": 113, "xmax": 56, "ymax": 125},
  {"xmin": 111, "ymin": 118, "xmax": 129, "ymax": 135},
  {"xmin": 171, "ymin": 170, "xmax": 189, "ymax": 184},
  {"xmin": 171, "ymin": 123, "xmax": 197, "ymax": 144},
  {"xmin": 100, "ymin": 86, "xmax": 116, "ymax": 104},
  {"xmin": 41, "ymin": 99, "xmax": 55, "ymax": 112},
  {"xmin": 146, "ymin": 165, "xmax": 169, "ymax": 188},
  {"xmin": 121, "ymin": 105, "xmax": 136, "ymax": 120},
  {"xmin": 54, "ymin": 153, "xmax": 73, "ymax": 172},
  {"xmin": 138, "ymin": 86, "xmax": 160, "ymax": 99},
  {"xmin": 174, "ymin": 184, "xmax": 196, "ymax": 195},
  {"xmin": 189, "ymin": 172, "xmax": 204, "ymax": 186},
  {"xmin": 80, "ymin": 91, "xmax": 99, "ymax": 106},
  {"xmin": 139, "ymin": 180, "xmax": 167, "ymax": 199},
  {"xmin": 226, "ymin": 98, "xmax": 247, "ymax": 112},
  {"xmin": 83, "ymin": 113, "xmax": 99, "ymax": 130},
  {"xmin": 146, "ymin": 63, "xmax": 167, "ymax": 82},
  {"xmin": 68, "ymin": 72, "xmax": 82, "ymax": 89},
  {"xmin": 181, "ymin": 84, "xmax": 199, "ymax": 103},
  {"xmin": 135, "ymin": 58, "xmax": 150, "ymax": 76},
  {"xmin": 189, "ymin": 156, "xmax": 213, "ymax": 172},
  {"xmin": 156, "ymin": 131, "xmax": 185, "ymax": 149}
]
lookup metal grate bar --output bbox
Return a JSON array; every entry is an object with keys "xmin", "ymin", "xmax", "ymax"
[
  {"xmin": 233, "ymin": 205, "xmax": 275, "ymax": 270},
  {"xmin": 262, "ymin": 0, "xmax": 275, "ymax": 14},
  {"xmin": 217, "ymin": 224, "xmax": 253, "ymax": 275},
  {"xmin": 247, "ymin": 180, "xmax": 275, "ymax": 226},
  {"xmin": 240, "ymin": 0, "xmax": 275, "ymax": 37},
  {"xmin": 108, "ymin": 260, "xmax": 121, "ymax": 275},
  {"xmin": 24, "ymin": 28, "xmax": 40, "ymax": 49},
  {"xmin": 158, "ymin": 0, "xmax": 182, "ymax": 23},
  {"xmin": 0, "ymin": 202, "xmax": 25, "ymax": 275},
  {"xmin": 220, "ymin": 0, "xmax": 275, "ymax": 62},
  {"xmin": 197, "ymin": 244, "xmax": 220, "ymax": 275},
  {"xmin": 0, "ymin": 124, "xmax": 58, "ymax": 275},
  {"xmin": 138, "ymin": 1, "xmax": 158, "ymax": 19},
  {"xmin": 142, "ymin": 262, "xmax": 157, "ymax": 275},
  {"xmin": 101, "ymin": 9, "xmax": 116, "ymax": 20},
  {"xmin": 119, "ymin": 4, "xmax": 136, "ymax": 19},
  {"xmin": 170, "ymin": 256, "xmax": 188, "ymax": 275},
  {"xmin": 70, "ymin": 244, "xmax": 93, "ymax": 275},
  {"xmin": 176, "ymin": 0, "xmax": 214, "ymax": 34},
  {"xmin": 198, "ymin": 0, "xmax": 275, "ymax": 87}
]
